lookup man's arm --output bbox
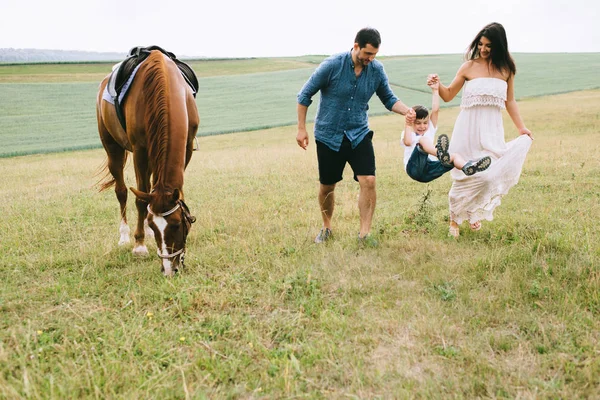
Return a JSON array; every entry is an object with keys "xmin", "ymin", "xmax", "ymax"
[
  {"xmin": 296, "ymin": 104, "xmax": 309, "ymax": 150},
  {"xmin": 295, "ymin": 58, "xmax": 333, "ymax": 150},
  {"xmin": 375, "ymin": 65, "xmax": 409, "ymax": 115},
  {"xmin": 391, "ymin": 100, "xmax": 411, "ymax": 116}
]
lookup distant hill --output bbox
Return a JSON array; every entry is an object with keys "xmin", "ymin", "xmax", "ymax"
[
  {"xmin": 0, "ymin": 48, "xmax": 206, "ymax": 64},
  {"xmin": 0, "ymin": 48, "xmax": 128, "ymax": 63}
]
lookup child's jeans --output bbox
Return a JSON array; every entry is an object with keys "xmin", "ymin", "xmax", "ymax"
[{"xmin": 406, "ymin": 145, "xmax": 452, "ymax": 183}]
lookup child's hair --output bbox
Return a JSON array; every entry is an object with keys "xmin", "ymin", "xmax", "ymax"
[{"xmin": 412, "ymin": 105, "xmax": 429, "ymax": 120}]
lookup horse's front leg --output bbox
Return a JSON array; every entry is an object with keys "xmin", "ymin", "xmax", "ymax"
[{"xmin": 132, "ymin": 149, "xmax": 151, "ymax": 257}]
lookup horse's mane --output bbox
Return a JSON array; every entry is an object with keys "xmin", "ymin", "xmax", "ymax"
[{"xmin": 143, "ymin": 52, "xmax": 170, "ymax": 186}]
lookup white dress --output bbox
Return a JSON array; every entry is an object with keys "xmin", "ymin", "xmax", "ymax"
[{"xmin": 448, "ymin": 78, "xmax": 532, "ymax": 224}]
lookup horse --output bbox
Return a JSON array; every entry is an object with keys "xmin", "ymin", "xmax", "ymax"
[{"xmin": 96, "ymin": 49, "xmax": 199, "ymax": 276}]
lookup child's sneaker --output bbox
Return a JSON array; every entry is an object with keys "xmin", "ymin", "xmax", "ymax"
[
  {"xmin": 435, "ymin": 134, "xmax": 453, "ymax": 167},
  {"xmin": 462, "ymin": 156, "xmax": 492, "ymax": 176}
]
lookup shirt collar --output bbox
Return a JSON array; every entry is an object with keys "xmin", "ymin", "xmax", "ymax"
[{"xmin": 348, "ymin": 49, "xmax": 368, "ymax": 72}]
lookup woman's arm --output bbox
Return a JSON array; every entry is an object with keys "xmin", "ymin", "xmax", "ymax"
[
  {"xmin": 505, "ymin": 74, "xmax": 533, "ymax": 139},
  {"xmin": 435, "ymin": 62, "xmax": 469, "ymax": 102}
]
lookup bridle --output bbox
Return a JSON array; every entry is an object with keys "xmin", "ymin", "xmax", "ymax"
[{"xmin": 147, "ymin": 199, "xmax": 196, "ymax": 266}]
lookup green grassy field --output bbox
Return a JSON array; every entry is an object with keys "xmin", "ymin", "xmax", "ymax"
[
  {"xmin": 1, "ymin": 53, "xmax": 600, "ymax": 157},
  {"xmin": 0, "ymin": 84, "xmax": 599, "ymax": 398}
]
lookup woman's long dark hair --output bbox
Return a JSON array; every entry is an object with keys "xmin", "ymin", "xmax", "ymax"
[{"xmin": 466, "ymin": 22, "xmax": 516, "ymax": 76}]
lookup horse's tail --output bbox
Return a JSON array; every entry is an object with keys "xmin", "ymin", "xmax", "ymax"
[
  {"xmin": 94, "ymin": 152, "xmax": 129, "ymax": 192},
  {"xmin": 143, "ymin": 51, "xmax": 170, "ymax": 174}
]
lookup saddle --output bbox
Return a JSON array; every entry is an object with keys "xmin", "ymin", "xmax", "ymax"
[{"xmin": 106, "ymin": 45, "xmax": 199, "ymax": 131}]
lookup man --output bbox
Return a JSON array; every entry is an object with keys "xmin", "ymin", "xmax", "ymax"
[{"xmin": 296, "ymin": 27, "xmax": 411, "ymax": 244}]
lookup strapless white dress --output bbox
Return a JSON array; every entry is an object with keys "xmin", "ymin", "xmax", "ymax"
[{"xmin": 448, "ymin": 78, "xmax": 532, "ymax": 224}]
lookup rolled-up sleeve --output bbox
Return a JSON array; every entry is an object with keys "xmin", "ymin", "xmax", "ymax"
[
  {"xmin": 297, "ymin": 59, "xmax": 333, "ymax": 107},
  {"xmin": 375, "ymin": 67, "xmax": 399, "ymax": 111}
]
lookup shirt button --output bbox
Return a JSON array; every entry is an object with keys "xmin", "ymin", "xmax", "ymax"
[{"xmin": 348, "ymin": 108, "xmax": 350, "ymax": 111}]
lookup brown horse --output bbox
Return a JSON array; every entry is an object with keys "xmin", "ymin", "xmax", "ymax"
[{"xmin": 96, "ymin": 50, "xmax": 199, "ymax": 276}]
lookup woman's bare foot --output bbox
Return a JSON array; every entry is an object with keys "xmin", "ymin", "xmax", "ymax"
[
  {"xmin": 449, "ymin": 221, "xmax": 460, "ymax": 238},
  {"xmin": 469, "ymin": 221, "xmax": 482, "ymax": 231}
]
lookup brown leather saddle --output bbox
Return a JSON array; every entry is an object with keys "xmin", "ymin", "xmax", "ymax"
[{"xmin": 106, "ymin": 45, "xmax": 199, "ymax": 131}]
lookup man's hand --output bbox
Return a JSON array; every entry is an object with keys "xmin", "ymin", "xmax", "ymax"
[
  {"xmin": 405, "ymin": 108, "xmax": 416, "ymax": 126},
  {"xmin": 296, "ymin": 128, "xmax": 309, "ymax": 149}
]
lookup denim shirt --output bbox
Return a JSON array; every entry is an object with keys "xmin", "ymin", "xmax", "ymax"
[{"xmin": 297, "ymin": 51, "xmax": 399, "ymax": 151}]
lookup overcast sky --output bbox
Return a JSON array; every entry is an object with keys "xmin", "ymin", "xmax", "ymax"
[{"xmin": 1, "ymin": 0, "xmax": 599, "ymax": 57}]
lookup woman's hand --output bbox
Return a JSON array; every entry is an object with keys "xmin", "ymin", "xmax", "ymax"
[
  {"xmin": 427, "ymin": 74, "xmax": 439, "ymax": 86},
  {"xmin": 519, "ymin": 127, "xmax": 534, "ymax": 140}
]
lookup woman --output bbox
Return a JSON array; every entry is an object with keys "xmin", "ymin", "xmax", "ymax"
[{"xmin": 428, "ymin": 22, "xmax": 533, "ymax": 238}]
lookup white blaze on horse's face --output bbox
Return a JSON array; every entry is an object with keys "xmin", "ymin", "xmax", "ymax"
[
  {"xmin": 151, "ymin": 215, "xmax": 175, "ymax": 276},
  {"xmin": 145, "ymin": 200, "xmax": 195, "ymax": 276}
]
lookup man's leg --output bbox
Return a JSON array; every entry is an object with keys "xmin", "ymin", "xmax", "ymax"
[
  {"xmin": 315, "ymin": 139, "xmax": 345, "ymax": 243},
  {"xmin": 318, "ymin": 183, "xmax": 336, "ymax": 230},
  {"xmin": 357, "ymin": 175, "xmax": 376, "ymax": 238}
]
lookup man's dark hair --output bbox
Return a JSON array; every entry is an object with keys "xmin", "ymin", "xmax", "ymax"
[
  {"xmin": 413, "ymin": 105, "xmax": 429, "ymax": 120},
  {"xmin": 355, "ymin": 27, "xmax": 381, "ymax": 49}
]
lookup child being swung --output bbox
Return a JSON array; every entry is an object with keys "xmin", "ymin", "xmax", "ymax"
[{"xmin": 401, "ymin": 80, "xmax": 491, "ymax": 182}]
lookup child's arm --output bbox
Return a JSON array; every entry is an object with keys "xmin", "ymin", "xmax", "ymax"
[
  {"xmin": 429, "ymin": 80, "xmax": 440, "ymax": 128},
  {"xmin": 402, "ymin": 109, "xmax": 416, "ymax": 147}
]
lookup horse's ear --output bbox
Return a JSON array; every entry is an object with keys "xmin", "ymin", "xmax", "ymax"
[{"xmin": 130, "ymin": 187, "xmax": 152, "ymax": 202}]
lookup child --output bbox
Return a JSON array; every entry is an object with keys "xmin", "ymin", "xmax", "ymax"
[{"xmin": 401, "ymin": 81, "xmax": 491, "ymax": 182}]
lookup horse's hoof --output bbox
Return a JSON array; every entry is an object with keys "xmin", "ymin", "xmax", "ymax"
[
  {"xmin": 118, "ymin": 236, "xmax": 131, "ymax": 246},
  {"xmin": 132, "ymin": 245, "xmax": 149, "ymax": 257}
]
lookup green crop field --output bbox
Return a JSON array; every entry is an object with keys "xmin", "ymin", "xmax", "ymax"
[{"xmin": 1, "ymin": 53, "xmax": 600, "ymax": 158}]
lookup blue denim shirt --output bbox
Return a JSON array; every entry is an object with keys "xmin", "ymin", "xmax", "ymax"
[{"xmin": 297, "ymin": 51, "xmax": 399, "ymax": 151}]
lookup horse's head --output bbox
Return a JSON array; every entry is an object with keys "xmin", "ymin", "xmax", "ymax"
[{"xmin": 131, "ymin": 188, "xmax": 196, "ymax": 276}]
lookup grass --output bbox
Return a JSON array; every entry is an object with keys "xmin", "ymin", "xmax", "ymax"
[
  {"xmin": 0, "ymin": 89, "xmax": 599, "ymax": 398},
  {"xmin": 2, "ymin": 53, "xmax": 600, "ymax": 157}
]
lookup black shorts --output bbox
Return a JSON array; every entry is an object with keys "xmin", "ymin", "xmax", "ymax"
[{"xmin": 316, "ymin": 131, "xmax": 375, "ymax": 185}]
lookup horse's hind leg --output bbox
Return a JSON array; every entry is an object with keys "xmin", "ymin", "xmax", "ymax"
[
  {"xmin": 99, "ymin": 124, "xmax": 130, "ymax": 246},
  {"xmin": 112, "ymin": 154, "xmax": 130, "ymax": 246}
]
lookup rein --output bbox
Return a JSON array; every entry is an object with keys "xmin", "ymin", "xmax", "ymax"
[{"xmin": 147, "ymin": 199, "xmax": 196, "ymax": 264}]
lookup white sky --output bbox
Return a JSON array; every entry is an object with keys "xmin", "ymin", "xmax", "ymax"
[{"xmin": 1, "ymin": 0, "xmax": 599, "ymax": 57}]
